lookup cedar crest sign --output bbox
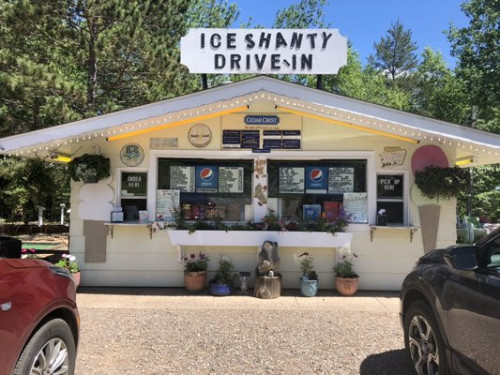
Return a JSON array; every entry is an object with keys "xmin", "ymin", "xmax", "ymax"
[{"xmin": 181, "ymin": 29, "xmax": 347, "ymax": 75}]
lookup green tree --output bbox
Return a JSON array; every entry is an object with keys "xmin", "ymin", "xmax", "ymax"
[
  {"xmin": 0, "ymin": 0, "xmax": 196, "ymax": 137},
  {"xmin": 328, "ymin": 48, "xmax": 411, "ymax": 110},
  {"xmin": 2, "ymin": 158, "xmax": 69, "ymax": 223},
  {"xmin": 274, "ymin": 0, "xmax": 328, "ymax": 28},
  {"xmin": 447, "ymin": 0, "xmax": 500, "ymax": 121},
  {"xmin": 412, "ymin": 48, "xmax": 469, "ymax": 124},
  {"xmin": 368, "ymin": 20, "xmax": 419, "ymax": 82},
  {"xmin": 0, "ymin": 1, "xmax": 86, "ymax": 136}
]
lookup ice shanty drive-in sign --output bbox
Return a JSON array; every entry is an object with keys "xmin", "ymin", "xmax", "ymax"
[{"xmin": 181, "ymin": 29, "xmax": 347, "ymax": 75}]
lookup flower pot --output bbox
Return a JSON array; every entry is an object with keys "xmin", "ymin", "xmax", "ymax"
[
  {"xmin": 300, "ymin": 277, "xmax": 318, "ymax": 297},
  {"xmin": 184, "ymin": 270, "xmax": 207, "ymax": 292},
  {"xmin": 335, "ymin": 276, "xmax": 359, "ymax": 296},
  {"xmin": 210, "ymin": 283, "xmax": 233, "ymax": 296},
  {"xmin": 72, "ymin": 272, "xmax": 81, "ymax": 289}
]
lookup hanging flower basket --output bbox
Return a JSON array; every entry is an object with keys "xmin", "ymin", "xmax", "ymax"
[
  {"xmin": 69, "ymin": 154, "xmax": 110, "ymax": 183},
  {"xmin": 414, "ymin": 166, "xmax": 469, "ymax": 200}
]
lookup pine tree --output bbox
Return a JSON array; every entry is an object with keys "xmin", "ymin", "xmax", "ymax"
[{"xmin": 368, "ymin": 20, "xmax": 419, "ymax": 81}]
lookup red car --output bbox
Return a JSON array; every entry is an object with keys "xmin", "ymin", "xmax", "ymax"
[{"xmin": 0, "ymin": 250, "xmax": 80, "ymax": 375}]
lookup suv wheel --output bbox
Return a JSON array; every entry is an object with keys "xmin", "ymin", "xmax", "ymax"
[
  {"xmin": 404, "ymin": 301, "xmax": 448, "ymax": 375},
  {"xmin": 13, "ymin": 318, "xmax": 76, "ymax": 375}
]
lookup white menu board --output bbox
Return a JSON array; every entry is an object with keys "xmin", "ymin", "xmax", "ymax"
[
  {"xmin": 219, "ymin": 167, "xmax": 244, "ymax": 193},
  {"xmin": 156, "ymin": 189, "xmax": 180, "ymax": 222},
  {"xmin": 170, "ymin": 166, "xmax": 195, "ymax": 192},
  {"xmin": 279, "ymin": 167, "xmax": 305, "ymax": 194},
  {"xmin": 343, "ymin": 192, "xmax": 367, "ymax": 223},
  {"xmin": 328, "ymin": 167, "xmax": 354, "ymax": 194}
]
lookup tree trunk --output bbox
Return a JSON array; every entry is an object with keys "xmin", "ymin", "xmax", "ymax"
[{"xmin": 254, "ymin": 275, "xmax": 281, "ymax": 299}]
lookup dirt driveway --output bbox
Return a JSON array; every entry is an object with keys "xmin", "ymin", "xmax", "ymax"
[{"xmin": 75, "ymin": 288, "xmax": 410, "ymax": 374}]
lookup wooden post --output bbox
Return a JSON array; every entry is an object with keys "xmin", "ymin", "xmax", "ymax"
[{"xmin": 254, "ymin": 274, "xmax": 281, "ymax": 299}]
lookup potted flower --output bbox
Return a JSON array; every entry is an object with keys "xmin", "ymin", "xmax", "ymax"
[
  {"xmin": 210, "ymin": 255, "xmax": 236, "ymax": 296},
  {"xmin": 298, "ymin": 252, "xmax": 319, "ymax": 297},
  {"xmin": 54, "ymin": 254, "xmax": 81, "ymax": 288},
  {"xmin": 68, "ymin": 153, "xmax": 110, "ymax": 183},
  {"xmin": 333, "ymin": 254, "xmax": 359, "ymax": 296},
  {"xmin": 183, "ymin": 251, "xmax": 209, "ymax": 292}
]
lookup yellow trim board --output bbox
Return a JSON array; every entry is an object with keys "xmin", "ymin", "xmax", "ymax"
[
  {"xmin": 276, "ymin": 106, "xmax": 419, "ymax": 144},
  {"xmin": 107, "ymin": 106, "xmax": 248, "ymax": 141}
]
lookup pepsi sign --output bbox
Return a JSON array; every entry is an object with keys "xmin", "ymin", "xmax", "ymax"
[
  {"xmin": 305, "ymin": 167, "xmax": 328, "ymax": 194},
  {"xmin": 195, "ymin": 166, "xmax": 218, "ymax": 193}
]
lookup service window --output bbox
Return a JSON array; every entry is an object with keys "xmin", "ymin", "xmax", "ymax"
[
  {"xmin": 120, "ymin": 172, "xmax": 147, "ymax": 220},
  {"xmin": 376, "ymin": 173, "xmax": 405, "ymax": 225},
  {"xmin": 157, "ymin": 159, "xmax": 253, "ymax": 222},
  {"xmin": 267, "ymin": 160, "xmax": 368, "ymax": 223}
]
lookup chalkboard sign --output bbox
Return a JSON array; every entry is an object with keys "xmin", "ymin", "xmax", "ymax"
[{"xmin": 121, "ymin": 172, "xmax": 147, "ymax": 197}]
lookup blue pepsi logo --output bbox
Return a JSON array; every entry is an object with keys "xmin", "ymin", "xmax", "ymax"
[
  {"xmin": 310, "ymin": 168, "xmax": 324, "ymax": 182},
  {"xmin": 200, "ymin": 168, "xmax": 214, "ymax": 181}
]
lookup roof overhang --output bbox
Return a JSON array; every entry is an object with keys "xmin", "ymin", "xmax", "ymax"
[{"xmin": 0, "ymin": 76, "xmax": 499, "ymax": 166}]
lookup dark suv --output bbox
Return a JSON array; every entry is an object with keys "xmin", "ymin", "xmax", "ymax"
[
  {"xmin": 400, "ymin": 227, "xmax": 500, "ymax": 375},
  {"xmin": 0, "ymin": 237, "xmax": 79, "ymax": 375}
]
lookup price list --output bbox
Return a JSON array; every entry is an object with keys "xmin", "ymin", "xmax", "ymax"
[
  {"xmin": 279, "ymin": 167, "xmax": 304, "ymax": 193},
  {"xmin": 263, "ymin": 130, "xmax": 301, "ymax": 149},
  {"xmin": 328, "ymin": 167, "xmax": 354, "ymax": 194},
  {"xmin": 222, "ymin": 130, "xmax": 260, "ymax": 149},
  {"xmin": 170, "ymin": 166, "xmax": 195, "ymax": 192},
  {"xmin": 219, "ymin": 167, "xmax": 244, "ymax": 193}
]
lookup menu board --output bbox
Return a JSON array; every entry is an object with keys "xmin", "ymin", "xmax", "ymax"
[
  {"xmin": 262, "ymin": 130, "xmax": 301, "ymax": 149},
  {"xmin": 121, "ymin": 172, "xmax": 147, "ymax": 197},
  {"xmin": 222, "ymin": 130, "xmax": 260, "ymax": 149},
  {"xmin": 156, "ymin": 189, "xmax": 180, "ymax": 221},
  {"xmin": 170, "ymin": 166, "xmax": 195, "ymax": 192},
  {"xmin": 328, "ymin": 167, "xmax": 354, "ymax": 194},
  {"xmin": 343, "ymin": 192, "xmax": 368, "ymax": 223},
  {"xmin": 279, "ymin": 167, "xmax": 304, "ymax": 194},
  {"xmin": 219, "ymin": 167, "xmax": 244, "ymax": 193}
]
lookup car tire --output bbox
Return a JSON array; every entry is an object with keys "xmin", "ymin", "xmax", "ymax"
[
  {"xmin": 13, "ymin": 318, "xmax": 76, "ymax": 375},
  {"xmin": 404, "ymin": 300, "xmax": 449, "ymax": 375}
]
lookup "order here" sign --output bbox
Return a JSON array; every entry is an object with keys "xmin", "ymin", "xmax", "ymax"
[{"xmin": 181, "ymin": 28, "xmax": 347, "ymax": 75}]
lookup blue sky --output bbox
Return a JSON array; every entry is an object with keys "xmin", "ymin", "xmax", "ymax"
[{"xmin": 231, "ymin": 0, "xmax": 469, "ymax": 68}]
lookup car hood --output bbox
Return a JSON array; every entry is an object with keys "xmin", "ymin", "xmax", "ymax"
[{"xmin": 416, "ymin": 249, "xmax": 447, "ymax": 265}]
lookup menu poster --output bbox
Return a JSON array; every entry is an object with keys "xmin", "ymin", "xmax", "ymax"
[
  {"xmin": 328, "ymin": 167, "xmax": 354, "ymax": 194},
  {"xmin": 279, "ymin": 167, "xmax": 304, "ymax": 194},
  {"xmin": 156, "ymin": 189, "xmax": 180, "ymax": 222},
  {"xmin": 195, "ymin": 166, "xmax": 218, "ymax": 193},
  {"xmin": 343, "ymin": 192, "xmax": 368, "ymax": 223},
  {"xmin": 170, "ymin": 166, "xmax": 195, "ymax": 192},
  {"xmin": 219, "ymin": 167, "xmax": 244, "ymax": 193}
]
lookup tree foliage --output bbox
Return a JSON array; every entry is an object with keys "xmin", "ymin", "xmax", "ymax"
[
  {"xmin": 368, "ymin": 20, "xmax": 419, "ymax": 82},
  {"xmin": 0, "ymin": 158, "xmax": 69, "ymax": 223},
  {"xmin": 447, "ymin": 0, "xmax": 500, "ymax": 120},
  {"xmin": 0, "ymin": 0, "xmax": 196, "ymax": 137}
]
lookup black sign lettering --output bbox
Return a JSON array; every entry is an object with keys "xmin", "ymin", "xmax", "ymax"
[
  {"xmin": 215, "ymin": 54, "xmax": 225, "ymax": 69},
  {"xmin": 245, "ymin": 33, "xmax": 255, "ymax": 48},
  {"xmin": 210, "ymin": 33, "xmax": 221, "ymax": 48}
]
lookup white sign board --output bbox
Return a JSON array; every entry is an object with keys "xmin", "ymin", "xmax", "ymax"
[{"xmin": 181, "ymin": 28, "xmax": 347, "ymax": 75}]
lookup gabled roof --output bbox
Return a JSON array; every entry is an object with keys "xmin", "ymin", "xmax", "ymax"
[{"xmin": 0, "ymin": 76, "xmax": 499, "ymax": 165}]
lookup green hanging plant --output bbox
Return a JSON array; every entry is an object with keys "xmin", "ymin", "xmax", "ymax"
[
  {"xmin": 414, "ymin": 166, "xmax": 469, "ymax": 200},
  {"xmin": 68, "ymin": 154, "xmax": 110, "ymax": 183}
]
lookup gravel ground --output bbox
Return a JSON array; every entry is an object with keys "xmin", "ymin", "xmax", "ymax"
[{"xmin": 75, "ymin": 290, "xmax": 410, "ymax": 375}]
